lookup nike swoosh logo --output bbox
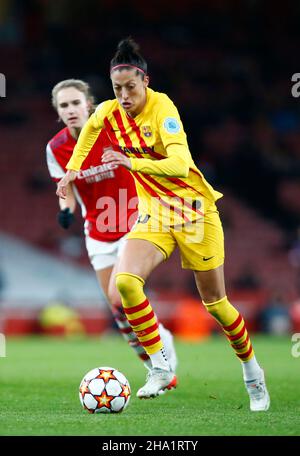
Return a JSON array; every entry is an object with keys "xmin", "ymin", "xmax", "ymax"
[
  {"xmin": 138, "ymin": 214, "xmax": 151, "ymax": 224},
  {"xmin": 203, "ymin": 256, "xmax": 214, "ymax": 261}
]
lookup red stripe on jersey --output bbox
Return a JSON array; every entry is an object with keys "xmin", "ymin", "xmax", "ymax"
[
  {"xmin": 134, "ymin": 172, "xmax": 190, "ymax": 222},
  {"xmin": 123, "ymin": 299, "xmax": 149, "ymax": 315},
  {"xmin": 104, "ymin": 117, "xmax": 141, "ymax": 159},
  {"xmin": 142, "ymin": 174, "xmax": 204, "ymax": 217},
  {"xmin": 113, "ymin": 110, "xmax": 133, "ymax": 148},
  {"xmin": 167, "ymin": 176, "xmax": 206, "ymax": 198},
  {"xmin": 143, "ymin": 174, "xmax": 185, "ymax": 200},
  {"xmin": 103, "ymin": 118, "xmax": 124, "ymax": 153},
  {"xmin": 124, "ymin": 145, "xmax": 141, "ymax": 159},
  {"xmin": 128, "ymin": 310, "xmax": 155, "ymax": 326},
  {"xmin": 223, "ymin": 314, "xmax": 243, "ymax": 332},
  {"xmin": 126, "ymin": 115, "xmax": 165, "ymax": 160},
  {"xmin": 142, "ymin": 334, "xmax": 161, "ymax": 347}
]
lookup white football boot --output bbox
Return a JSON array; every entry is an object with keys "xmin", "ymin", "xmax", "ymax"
[
  {"xmin": 244, "ymin": 369, "xmax": 270, "ymax": 411},
  {"xmin": 140, "ymin": 324, "xmax": 178, "ymax": 397},
  {"xmin": 137, "ymin": 367, "xmax": 177, "ymax": 399}
]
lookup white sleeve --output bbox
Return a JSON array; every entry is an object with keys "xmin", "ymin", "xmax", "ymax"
[{"xmin": 46, "ymin": 143, "xmax": 65, "ymax": 179}]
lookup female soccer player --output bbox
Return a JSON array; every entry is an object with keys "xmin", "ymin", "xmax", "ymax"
[
  {"xmin": 47, "ymin": 79, "xmax": 177, "ymax": 390},
  {"xmin": 56, "ymin": 41, "xmax": 270, "ymax": 411}
]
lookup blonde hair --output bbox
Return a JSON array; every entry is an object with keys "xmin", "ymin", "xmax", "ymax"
[{"xmin": 51, "ymin": 79, "xmax": 96, "ymax": 114}]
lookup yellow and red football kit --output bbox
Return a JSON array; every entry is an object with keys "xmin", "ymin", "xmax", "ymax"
[
  {"xmin": 66, "ymin": 88, "xmax": 254, "ymax": 362},
  {"xmin": 67, "ymin": 87, "xmax": 224, "ymax": 272}
]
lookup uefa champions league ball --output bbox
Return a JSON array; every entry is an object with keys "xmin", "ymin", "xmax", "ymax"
[{"xmin": 79, "ymin": 366, "xmax": 131, "ymax": 413}]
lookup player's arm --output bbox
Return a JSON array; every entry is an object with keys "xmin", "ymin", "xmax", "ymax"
[
  {"xmin": 57, "ymin": 183, "xmax": 76, "ymax": 229},
  {"xmin": 102, "ymin": 144, "xmax": 189, "ymax": 177},
  {"xmin": 45, "ymin": 143, "xmax": 77, "ymax": 229},
  {"xmin": 56, "ymin": 105, "xmax": 105, "ymax": 198},
  {"xmin": 59, "ymin": 183, "xmax": 76, "ymax": 212},
  {"xmin": 129, "ymin": 144, "xmax": 189, "ymax": 177}
]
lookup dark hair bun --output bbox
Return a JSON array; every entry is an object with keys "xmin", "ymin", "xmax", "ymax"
[
  {"xmin": 117, "ymin": 37, "xmax": 140, "ymax": 55},
  {"xmin": 110, "ymin": 37, "xmax": 147, "ymax": 75}
]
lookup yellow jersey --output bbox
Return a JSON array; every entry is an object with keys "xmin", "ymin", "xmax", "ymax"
[{"xmin": 67, "ymin": 87, "xmax": 223, "ymax": 226}]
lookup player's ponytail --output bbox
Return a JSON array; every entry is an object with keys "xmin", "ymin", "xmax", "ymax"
[{"xmin": 110, "ymin": 37, "xmax": 147, "ymax": 78}]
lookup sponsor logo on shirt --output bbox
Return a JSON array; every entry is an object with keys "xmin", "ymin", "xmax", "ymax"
[
  {"xmin": 138, "ymin": 214, "xmax": 151, "ymax": 224},
  {"xmin": 77, "ymin": 164, "xmax": 115, "ymax": 183},
  {"xmin": 120, "ymin": 145, "xmax": 155, "ymax": 155}
]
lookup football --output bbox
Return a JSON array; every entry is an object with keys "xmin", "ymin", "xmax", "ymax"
[{"xmin": 79, "ymin": 366, "xmax": 131, "ymax": 413}]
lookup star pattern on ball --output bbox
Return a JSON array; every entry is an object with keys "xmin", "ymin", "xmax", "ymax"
[
  {"xmin": 97, "ymin": 369, "xmax": 116, "ymax": 382},
  {"xmin": 120, "ymin": 384, "xmax": 130, "ymax": 399},
  {"xmin": 79, "ymin": 380, "xmax": 90, "ymax": 396},
  {"xmin": 95, "ymin": 392, "xmax": 114, "ymax": 409},
  {"xmin": 79, "ymin": 367, "xmax": 131, "ymax": 413}
]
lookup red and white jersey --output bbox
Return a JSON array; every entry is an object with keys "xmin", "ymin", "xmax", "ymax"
[{"xmin": 46, "ymin": 127, "xmax": 137, "ymax": 242}]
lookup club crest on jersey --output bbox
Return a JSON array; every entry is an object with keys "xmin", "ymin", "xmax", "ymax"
[
  {"xmin": 141, "ymin": 125, "xmax": 152, "ymax": 137},
  {"xmin": 164, "ymin": 117, "xmax": 180, "ymax": 134}
]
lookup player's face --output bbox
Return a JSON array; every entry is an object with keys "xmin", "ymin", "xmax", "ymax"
[
  {"xmin": 56, "ymin": 87, "xmax": 90, "ymax": 129},
  {"xmin": 111, "ymin": 69, "xmax": 149, "ymax": 117}
]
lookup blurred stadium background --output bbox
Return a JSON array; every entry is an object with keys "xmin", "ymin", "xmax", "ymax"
[{"xmin": 1, "ymin": 0, "xmax": 300, "ymax": 340}]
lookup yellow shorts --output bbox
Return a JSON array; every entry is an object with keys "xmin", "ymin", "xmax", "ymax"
[{"xmin": 126, "ymin": 204, "xmax": 224, "ymax": 271}]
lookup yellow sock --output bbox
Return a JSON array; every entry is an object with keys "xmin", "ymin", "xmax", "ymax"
[
  {"xmin": 115, "ymin": 273, "xmax": 163, "ymax": 355},
  {"xmin": 204, "ymin": 296, "xmax": 254, "ymax": 362}
]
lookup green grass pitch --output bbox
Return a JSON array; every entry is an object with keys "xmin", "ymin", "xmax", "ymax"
[{"xmin": 0, "ymin": 333, "xmax": 299, "ymax": 436}]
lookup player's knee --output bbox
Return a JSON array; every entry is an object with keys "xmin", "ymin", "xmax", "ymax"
[
  {"xmin": 202, "ymin": 293, "xmax": 225, "ymax": 305},
  {"xmin": 115, "ymin": 273, "xmax": 132, "ymax": 297},
  {"xmin": 199, "ymin": 287, "xmax": 225, "ymax": 305},
  {"xmin": 115, "ymin": 273, "xmax": 143, "ymax": 300}
]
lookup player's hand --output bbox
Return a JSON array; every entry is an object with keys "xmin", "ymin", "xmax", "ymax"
[
  {"xmin": 57, "ymin": 208, "xmax": 75, "ymax": 229},
  {"xmin": 56, "ymin": 170, "xmax": 77, "ymax": 199},
  {"xmin": 102, "ymin": 149, "xmax": 132, "ymax": 170}
]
